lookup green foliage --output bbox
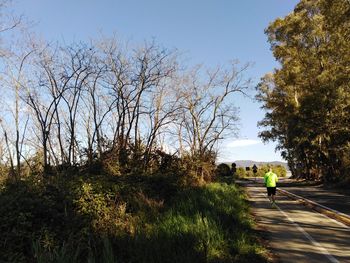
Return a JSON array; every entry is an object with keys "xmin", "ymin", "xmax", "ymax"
[
  {"xmin": 0, "ymin": 172, "xmax": 269, "ymax": 262},
  {"xmin": 0, "ymin": 179, "xmax": 73, "ymax": 262},
  {"xmin": 130, "ymin": 183, "xmax": 268, "ymax": 263},
  {"xmin": 216, "ymin": 163, "xmax": 232, "ymax": 177},
  {"xmin": 235, "ymin": 165, "xmax": 287, "ymax": 178},
  {"xmin": 177, "ymin": 152, "xmax": 217, "ymax": 186},
  {"xmin": 0, "ymin": 162, "xmax": 9, "ymax": 178},
  {"xmin": 272, "ymin": 165, "xmax": 287, "ymax": 178},
  {"xmin": 257, "ymin": 0, "xmax": 350, "ymax": 183},
  {"xmin": 235, "ymin": 167, "xmax": 246, "ymax": 178}
]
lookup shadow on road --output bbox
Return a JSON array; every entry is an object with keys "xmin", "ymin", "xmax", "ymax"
[{"xmin": 243, "ymin": 182, "xmax": 350, "ymax": 263}]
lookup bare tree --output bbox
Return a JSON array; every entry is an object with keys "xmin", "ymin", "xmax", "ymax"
[
  {"xmin": 0, "ymin": 31, "xmax": 251, "ymax": 179},
  {"xmin": 24, "ymin": 46, "xmax": 67, "ymax": 172},
  {"xmin": 142, "ymin": 76, "xmax": 181, "ymax": 168},
  {"xmin": 0, "ymin": 1, "xmax": 27, "ymax": 178},
  {"xmin": 0, "ymin": 0, "xmax": 22, "ymax": 58},
  {"xmin": 177, "ymin": 62, "xmax": 250, "ymax": 179},
  {"xmin": 60, "ymin": 44, "xmax": 94, "ymax": 165},
  {"xmin": 128, "ymin": 43, "xmax": 178, "ymax": 160},
  {"xmin": 10, "ymin": 51, "xmax": 34, "ymax": 177},
  {"xmin": 80, "ymin": 44, "xmax": 117, "ymax": 164}
]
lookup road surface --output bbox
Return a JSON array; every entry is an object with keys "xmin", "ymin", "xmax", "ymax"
[{"xmin": 242, "ymin": 180, "xmax": 350, "ymax": 263}]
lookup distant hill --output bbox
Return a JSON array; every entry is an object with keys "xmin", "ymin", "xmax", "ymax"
[{"xmin": 222, "ymin": 160, "xmax": 289, "ymax": 171}]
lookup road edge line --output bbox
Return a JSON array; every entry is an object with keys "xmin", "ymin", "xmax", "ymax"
[
  {"xmin": 278, "ymin": 188, "xmax": 350, "ymax": 228},
  {"xmin": 274, "ymin": 203, "xmax": 340, "ymax": 263}
]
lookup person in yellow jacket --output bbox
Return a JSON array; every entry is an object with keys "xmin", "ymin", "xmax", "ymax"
[{"xmin": 264, "ymin": 167, "xmax": 278, "ymax": 206}]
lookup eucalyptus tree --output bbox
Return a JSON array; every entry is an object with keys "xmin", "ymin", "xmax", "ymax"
[{"xmin": 257, "ymin": 0, "xmax": 350, "ymax": 181}]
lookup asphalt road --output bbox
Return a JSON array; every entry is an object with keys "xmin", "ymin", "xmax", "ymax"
[
  {"xmin": 249, "ymin": 177, "xmax": 350, "ymax": 216},
  {"xmin": 278, "ymin": 185, "xmax": 350, "ymax": 217},
  {"xmin": 242, "ymin": 181, "xmax": 350, "ymax": 263}
]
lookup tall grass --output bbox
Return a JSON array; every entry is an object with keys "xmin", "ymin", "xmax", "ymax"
[
  {"xmin": 130, "ymin": 182, "xmax": 268, "ymax": 263},
  {"xmin": 0, "ymin": 174, "xmax": 268, "ymax": 262}
]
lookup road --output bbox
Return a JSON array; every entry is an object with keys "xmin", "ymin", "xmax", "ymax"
[
  {"xmin": 279, "ymin": 185, "xmax": 350, "ymax": 216},
  {"xmin": 242, "ymin": 180, "xmax": 350, "ymax": 263}
]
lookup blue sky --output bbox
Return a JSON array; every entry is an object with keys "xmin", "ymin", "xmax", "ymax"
[{"xmin": 13, "ymin": 0, "xmax": 300, "ymax": 162}]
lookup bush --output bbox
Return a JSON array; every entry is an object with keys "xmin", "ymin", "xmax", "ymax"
[
  {"xmin": 0, "ymin": 169, "xmax": 269, "ymax": 262},
  {"xmin": 0, "ymin": 179, "xmax": 73, "ymax": 262},
  {"xmin": 236, "ymin": 167, "xmax": 246, "ymax": 178},
  {"xmin": 235, "ymin": 165, "xmax": 287, "ymax": 178},
  {"xmin": 216, "ymin": 163, "xmax": 232, "ymax": 177}
]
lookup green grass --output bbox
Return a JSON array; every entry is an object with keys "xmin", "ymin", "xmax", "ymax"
[
  {"xmin": 137, "ymin": 182, "xmax": 268, "ymax": 263},
  {"xmin": 0, "ymin": 174, "xmax": 269, "ymax": 262}
]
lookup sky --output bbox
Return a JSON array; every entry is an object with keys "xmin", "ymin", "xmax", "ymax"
[{"xmin": 12, "ymin": 0, "xmax": 300, "ymax": 162}]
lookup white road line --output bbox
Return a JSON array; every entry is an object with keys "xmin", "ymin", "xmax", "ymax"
[
  {"xmin": 274, "ymin": 200, "xmax": 340, "ymax": 263},
  {"xmin": 278, "ymin": 188, "xmax": 350, "ymax": 225},
  {"xmin": 250, "ymin": 179, "xmax": 350, "ymax": 229}
]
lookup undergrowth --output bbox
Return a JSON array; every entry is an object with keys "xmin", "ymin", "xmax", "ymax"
[{"xmin": 0, "ymin": 173, "xmax": 269, "ymax": 262}]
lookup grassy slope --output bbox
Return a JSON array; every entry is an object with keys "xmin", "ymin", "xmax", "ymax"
[{"xmin": 0, "ymin": 174, "xmax": 270, "ymax": 263}]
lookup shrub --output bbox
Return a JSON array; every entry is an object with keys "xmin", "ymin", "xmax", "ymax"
[
  {"xmin": 235, "ymin": 167, "xmax": 246, "ymax": 178},
  {"xmin": 216, "ymin": 163, "xmax": 232, "ymax": 177},
  {"xmin": 235, "ymin": 164, "xmax": 287, "ymax": 178},
  {"xmin": 0, "ymin": 167, "xmax": 269, "ymax": 262}
]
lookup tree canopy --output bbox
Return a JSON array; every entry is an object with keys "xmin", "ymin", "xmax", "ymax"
[{"xmin": 257, "ymin": 0, "xmax": 350, "ymax": 182}]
